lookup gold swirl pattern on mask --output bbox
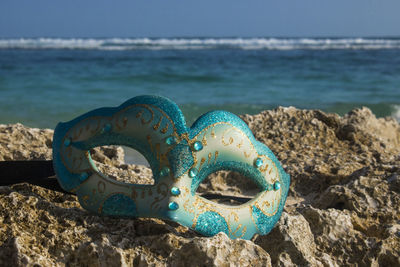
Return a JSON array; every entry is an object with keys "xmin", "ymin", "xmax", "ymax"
[
  {"xmin": 59, "ymin": 104, "xmax": 178, "ymax": 199},
  {"xmin": 61, "ymin": 104, "xmax": 173, "ymax": 170},
  {"xmin": 188, "ymin": 196, "xmax": 248, "ymax": 238}
]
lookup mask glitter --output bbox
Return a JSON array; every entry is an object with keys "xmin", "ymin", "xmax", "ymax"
[{"xmin": 52, "ymin": 95, "xmax": 290, "ymax": 239}]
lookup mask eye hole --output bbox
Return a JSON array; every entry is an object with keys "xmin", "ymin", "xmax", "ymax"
[
  {"xmin": 196, "ymin": 170, "xmax": 260, "ymax": 205},
  {"xmin": 90, "ymin": 145, "xmax": 154, "ymax": 185}
]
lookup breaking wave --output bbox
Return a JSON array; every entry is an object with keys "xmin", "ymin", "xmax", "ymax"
[
  {"xmin": 393, "ymin": 105, "xmax": 400, "ymax": 122},
  {"xmin": 1, "ymin": 37, "xmax": 400, "ymax": 50}
]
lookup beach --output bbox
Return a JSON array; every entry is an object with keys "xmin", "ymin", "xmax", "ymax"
[{"xmin": 0, "ymin": 106, "xmax": 399, "ymax": 266}]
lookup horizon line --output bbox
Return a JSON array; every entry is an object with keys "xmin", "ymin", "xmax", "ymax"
[{"xmin": 1, "ymin": 35, "xmax": 400, "ymax": 39}]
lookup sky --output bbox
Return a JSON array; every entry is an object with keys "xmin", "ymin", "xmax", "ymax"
[{"xmin": 0, "ymin": 0, "xmax": 399, "ymax": 38}]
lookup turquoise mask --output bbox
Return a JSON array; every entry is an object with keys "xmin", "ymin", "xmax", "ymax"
[{"xmin": 52, "ymin": 95, "xmax": 290, "ymax": 240}]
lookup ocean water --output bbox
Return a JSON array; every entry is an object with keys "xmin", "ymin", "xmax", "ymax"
[{"xmin": 0, "ymin": 37, "xmax": 399, "ymax": 129}]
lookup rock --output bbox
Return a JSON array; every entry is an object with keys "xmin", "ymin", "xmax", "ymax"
[
  {"xmin": 0, "ymin": 106, "xmax": 399, "ymax": 266},
  {"xmin": 0, "ymin": 123, "xmax": 53, "ymax": 161},
  {"xmin": 90, "ymin": 145, "xmax": 125, "ymax": 167},
  {"xmin": 169, "ymin": 233, "xmax": 271, "ymax": 267},
  {"xmin": 301, "ymin": 206, "xmax": 400, "ymax": 266},
  {"xmin": 255, "ymin": 211, "xmax": 332, "ymax": 266}
]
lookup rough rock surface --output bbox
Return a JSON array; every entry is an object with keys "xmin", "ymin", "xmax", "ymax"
[{"xmin": 0, "ymin": 107, "xmax": 399, "ymax": 266}]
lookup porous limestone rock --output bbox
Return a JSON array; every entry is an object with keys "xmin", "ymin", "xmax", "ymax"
[
  {"xmin": 254, "ymin": 211, "xmax": 332, "ymax": 266},
  {"xmin": 0, "ymin": 123, "xmax": 53, "ymax": 161},
  {"xmin": 0, "ymin": 106, "xmax": 399, "ymax": 266},
  {"xmin": 169, "ymin": 233, "xmax": 271, "ymax": 267}
]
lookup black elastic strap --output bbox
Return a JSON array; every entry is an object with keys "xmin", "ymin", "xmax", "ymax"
[
  {"xmin": 0, "ymin": 160, "xmax": 69, "ymax": 194},
  {"xmin": 199, "ymin": 193, "xmax": 252, "ymax": 203}
]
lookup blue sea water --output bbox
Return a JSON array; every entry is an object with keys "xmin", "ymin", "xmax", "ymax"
[{"xmin": 0, "ymin": 37, "xmax": 399, "ymax": 129}]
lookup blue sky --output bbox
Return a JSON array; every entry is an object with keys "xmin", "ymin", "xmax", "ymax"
[{"xmin": 1, "ymin": 0, "xmax": 399, "ymax": 37}]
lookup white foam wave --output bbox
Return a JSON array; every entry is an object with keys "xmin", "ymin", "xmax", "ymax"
[
  {"xmin": 1, "ymin": 37, "xmax": 400, "ymax": 50},
  {"xmin": 392, "ymin": 105, "xmax": 400, "ymax": 122}
]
